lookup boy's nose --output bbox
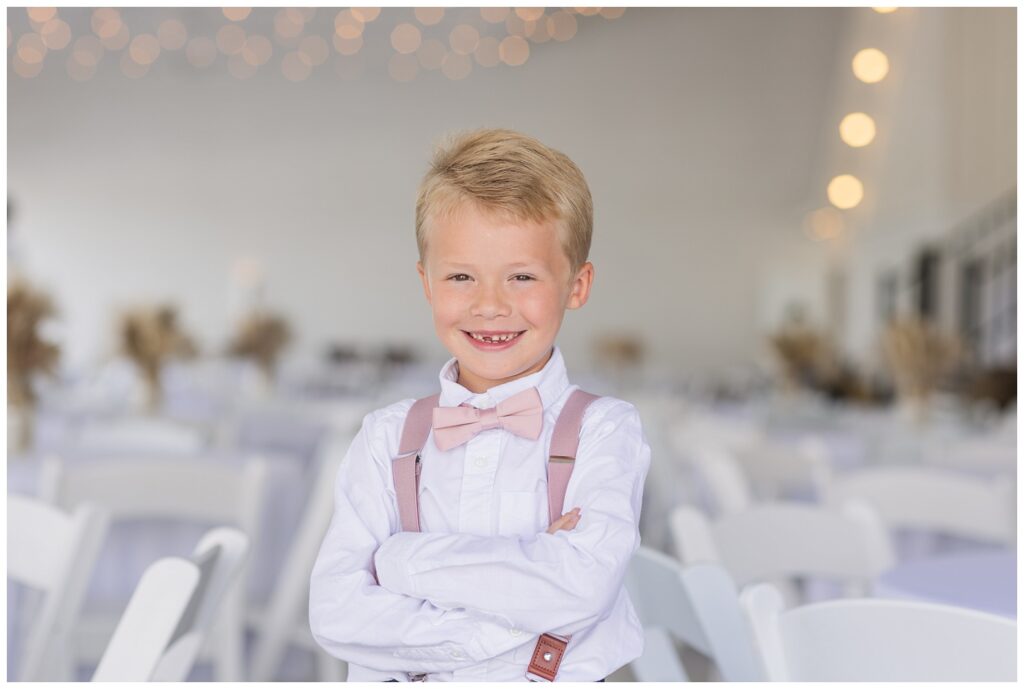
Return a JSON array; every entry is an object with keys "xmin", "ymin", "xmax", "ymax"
[{"xmin": 470, "ymin": 285, "xmax": 512, "ymax": 318}]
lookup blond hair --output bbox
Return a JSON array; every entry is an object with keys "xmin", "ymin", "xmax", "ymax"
[{"xmin": 415, "ymin": 129, "xmax": 593, "ymax": 278}]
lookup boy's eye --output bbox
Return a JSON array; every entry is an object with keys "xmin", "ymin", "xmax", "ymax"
[
  {"xmin": 512, "ymin": 275, "xmax": 534, "ymax": 281},
  {"xmin": 448, "ymin": 274, "xmax": 471, "ymax": 281}
]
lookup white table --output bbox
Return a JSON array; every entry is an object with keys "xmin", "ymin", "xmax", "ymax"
[{"xmin": 874, "ymin": 548, "xmax": 1016, "ymax": 619}]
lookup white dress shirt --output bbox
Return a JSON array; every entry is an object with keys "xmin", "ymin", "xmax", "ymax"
[{"xmin": 309, "ymin": 346, "xmax": 650, "ymax": 681}]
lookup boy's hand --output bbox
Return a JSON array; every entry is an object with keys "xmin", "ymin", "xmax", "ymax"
[{"xmin": 546, "ymin": 507, "xmax": 581, "ymax": 535}]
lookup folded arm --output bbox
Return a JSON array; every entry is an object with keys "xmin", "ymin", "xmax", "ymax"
[
  {"xmin": 308, "ymin": 410, "xmax": 535, "ymax": 675},
  {"xmin": 374, "ymin": 403, "xmax": 651, "ymax": 636}
]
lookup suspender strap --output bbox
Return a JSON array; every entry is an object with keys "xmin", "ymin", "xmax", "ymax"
[
  {"xmin": 546, "ymin": 389, "xmax": 600, "ymax": 525},
  {"xmin": 391, "ymin": 387, "xmax": 601, "ymax": 683},
  {"xmin": 393, "ymin": 393, "xmax": 439, "ymax": 533}
]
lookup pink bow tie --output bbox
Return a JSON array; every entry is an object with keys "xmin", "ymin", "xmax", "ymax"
[{"xmin": 431, "ymin": 387, "xmax": 544, "ymax": 451}]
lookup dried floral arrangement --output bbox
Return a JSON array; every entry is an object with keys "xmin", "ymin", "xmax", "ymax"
[
  {"xmin": 118, "ymin": 304, "xmax": 198, "ymax": 408},
  {"xmin": 227, "ymin": 310, "xmax": 291, "ymax": 376},
  {"xmin": 881, "ymin": 317, "xmax": 961, "ymax": 400},
  {"xmin": 768, "ymin": 323, "xmax": 833, "ymax": 390},
  {"xmin": 594, "ymin": 334, "xmax": 645, "ymax": 368},
  {"xmin": 7, "ymin": 280, "xmax": 60, "ymax": 407}
]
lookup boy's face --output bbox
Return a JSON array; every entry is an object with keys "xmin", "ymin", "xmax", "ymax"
[{"xmin": 417, "ymin": 202, "xmax": 593, "ymax": 394}]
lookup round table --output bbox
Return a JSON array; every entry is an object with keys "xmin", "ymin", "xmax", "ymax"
[{"xmin": 874, "ymin": 548, "xmax": 1017, "ymax": 619}]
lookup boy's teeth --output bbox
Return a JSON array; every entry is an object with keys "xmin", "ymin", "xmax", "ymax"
[{"xmin": 471, "ymin": 332, "xmax": 519, "ymax": 342}]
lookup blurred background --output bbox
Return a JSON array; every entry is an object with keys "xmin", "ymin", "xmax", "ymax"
[{"xmin": 7, "ymin": 5, "xmax": 1017, "ymax": 683}]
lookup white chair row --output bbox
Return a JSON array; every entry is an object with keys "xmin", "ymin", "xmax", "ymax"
[
  {"xmin": 686, "ymin": 443, "xmax": 1015, "ymax": 548},
  {"xmin": 9, "ymin": 491, "xmax": 249, "ymax": 682},
  {"xmin": 38, "ymin": 453, "xmax": 268, "ymax": 680},
  {"xmin": 626, "ymin": 546, "xmax": 1017, "ymax": 681}
]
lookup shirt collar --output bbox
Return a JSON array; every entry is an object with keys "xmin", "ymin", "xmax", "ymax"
[{"xmin": 438, "ymin": 346, "xmax": 571, "ymax": 412}]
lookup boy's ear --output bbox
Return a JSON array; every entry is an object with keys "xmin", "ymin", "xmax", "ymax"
[
  {"xmin": 566, "ymin": 262, "xmax": 594, "ymax": 310},
  {"xmin": 416, "ymin": 261, "xmax": 432, "ymax": 305}
]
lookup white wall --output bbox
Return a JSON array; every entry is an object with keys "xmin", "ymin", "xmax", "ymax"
[{"xmin": 9, "ymin": 7, "xmax": 1011, "ymax": 383}]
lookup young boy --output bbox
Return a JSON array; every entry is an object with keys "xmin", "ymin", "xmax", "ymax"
[{"xmin": 309, "ymin": 129, "xmax": 651, "ymax": 682}]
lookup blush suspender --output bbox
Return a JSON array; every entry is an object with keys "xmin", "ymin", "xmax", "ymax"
[{"xmin": 391, "ymin": 388, "xmax": 600, "ymax": 682}]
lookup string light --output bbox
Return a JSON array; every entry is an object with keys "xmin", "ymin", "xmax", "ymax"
[
  {"xmin": 827, "ymin": 175, "xmax": 864, "ymax": 210},
  {"xmin": 852, "ymin": 48, "xmax": 889, "ymax": 83},
  {"xmin": 839, "ymin": 112, "xmax": 877, "ymax": 148},
  {"xmin": 281, "ymin": 51, "xmax": 312, "ymax": 81},
  {"xmin": 804, "ymin": 207, "xmax": 844, "ymax": 241},
  {"xmin": 474, "ymin": 36, "xmax": 500, "ymax": 67},
  {"xmin": 158, "ymin": 20, "xmax": 188, "ymax": 51},
  {"xmin": 40, "ymin": 18, "xmax": 71, "ymax": 50},
  {"xmin": 499, "ymin": 35, "xmax": 529, "ymax": 66},
  {"xmin": 416, "ymin": 39, "xmax": 446, "ymax": 70},
  {"xmin": 414, "ymin": 8, "xmax": 445, "ymax": 26},
  {"xmin": 332, "ymin": 34, "xmax": 363, "ymax": 56},
  {"xmin": 548, "ymin": 11, "xmax": 578, "ymax": 41},
  {"xmin": 222, "ymin": 8, "xmax": 252, "ymax": 22},
  {"xmin": 441, "ymin": 51, "xmax": 472, "ymax": 80},
  {"xmin": 298, "ymin": 35, "xmax": 329, "ymax": 66},
  {"xmin": 449, "ymin": 24, "xmax": 480, "ymax": 55},
  {"xmin": 334, "ymin": 10, "xmax": 364, "ymax": 39},
  {"xmin": 350, "ymin": 8, "xmax": 380, "ymax": 23},
  {"xmin": 480, "ymin": 8, "xmax": 509, "ymax": 23},
  {"xmin": 391, "ymin": 23, "xmax": 422, "ymax": 54}
]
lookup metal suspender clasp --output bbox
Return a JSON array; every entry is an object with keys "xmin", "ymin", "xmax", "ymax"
[{"xmin": 409, "ymin": 673, "xmax": 427, "ymax": 681}]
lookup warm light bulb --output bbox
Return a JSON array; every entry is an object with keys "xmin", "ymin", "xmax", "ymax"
[
  {"xmin": 827, "ymin": 175, "xmax": 864, "ymax": 210},
  {"xmin": 852, "ymin": 48, "xmax": 889, "ymax": 83},
  {"xmin": 839, "ymin": 112, "xmax": 877, "ymax": 148}
]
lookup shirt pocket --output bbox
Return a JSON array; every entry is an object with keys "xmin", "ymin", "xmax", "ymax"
[{"xmin": 499, "ymin": 490, "xmax": 546, "ymax": 538}]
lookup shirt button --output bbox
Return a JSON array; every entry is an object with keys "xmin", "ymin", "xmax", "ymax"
[
  {"xmin": 474, "ymin": 457, "xmax": 488, "ymax": 468},
  {"xmin": 509, "ymin": 628, "xmax": 522, "ymax": 637}
]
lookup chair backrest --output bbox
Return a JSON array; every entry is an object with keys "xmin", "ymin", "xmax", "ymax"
[
  {"xmin": 92, "ymin": 527, "xmax": 250, "ymax": 681},
  {"xmin": 689, "ymin": 445, "xmax": 752, "ymax": 516},
  {"xmin": 670, "ymin": 501, "xmax": 895, "ymax": 594},
  {"xmin": 732, "ymin": 437, "xmax": 832, "ymax": 501},
  {"xmin": 740, "ymin": 583, "xmax": 1017, "ymax": 681},
  {"xmin": 73, "ymin": 415, "xmax": 209, "ymax": 455},
  {"xmin": 7, "ymin": 494, "xmax": 110, "ymax": 681},
  {"xmin": 39, "ymin": 454, "xmax": 268, "ymax": 535},
  {"xmin": 825, "ymin": 465, "xmax": 1016, "ymax": 545},
  {"xmin": 249, "ymin": 429, "xmax": 353, "ymax": 680},
  {"xmin": 624, "ymin": 547, "xmax": 763, "ymax": 681}
]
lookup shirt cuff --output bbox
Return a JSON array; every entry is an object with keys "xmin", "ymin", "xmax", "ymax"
[{"xmin": 374, "ymin": 531, "xmax": 420, "ymax": 596}]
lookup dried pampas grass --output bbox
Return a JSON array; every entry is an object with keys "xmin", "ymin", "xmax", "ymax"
[
  {"xmin": 881, "ymin": 317, "xmax": 961, "ymax": 400},
  {"xmin": 7, "ymin": 280, "xmax": 60, "ymax": 407},
  {"xmin": 227, "ymin": 310, "xmax": 291, "ymax": 376},
  {"xmin": 118, "ymin": 304, "xmax": 198, "ymax": 409}
]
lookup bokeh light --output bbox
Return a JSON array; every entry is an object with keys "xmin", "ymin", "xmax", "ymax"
[
  {"xmin": 414, "ymin": 8, "xmax": 445, "ymax": 26},
  {"xmin": 222, "ymin": 8, "xmax": 252, "ymax": 22},
  {"xmin": 839, "ymin": 112, "xmax": 877, "ymax": 148},
  {"xmin": 499, "ymin": 35, "xmax": 530, "ymax": 66},
  {"xmin": 852, "ymin": 48, "xmax": 889, "ymax": 83},
  {"xmin": 391, "ymin": 23, "xmax": 422, "ymax": 54},
  {"xmin": 827, "ymin": 175, "xmax": 865, "ymax": 210},
  {"xmin": 804, "ymin": 207, "xmax": 844, "ymax": 242}
]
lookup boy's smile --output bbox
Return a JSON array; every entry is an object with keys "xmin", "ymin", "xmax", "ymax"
[{"xmin": 417, "ymin": 201, "xmax": 593, "ymax": 393}]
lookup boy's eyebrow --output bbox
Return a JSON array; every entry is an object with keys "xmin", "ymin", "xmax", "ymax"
[{"xmin": 438, "ymin": 261, "xmax": 539, "ymax": 269}]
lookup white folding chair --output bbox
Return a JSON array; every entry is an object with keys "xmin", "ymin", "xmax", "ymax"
[
  {"xmin": 732, "ymin": 436, "xmax": 832, "ymax": 502},
  {"xmin": 688, "ymin": 444, "xmax": 752, "ymax": 516},
  {"xmin": 248, "ymin": 431, "xmax": 352, "ymax": 681},
  {"xmin": 40, "ymin": 454, "xmax": 269, "ymax": 681},
  {"xmin": 826, "ymin": 465, "xmax": 1016, "ymax": 546},
  {"xmin": 741, "ymin": 582, "xmax": 1017, "ymax": 680},
  {"xmin": 670, "ymin": 501, "xmax": 895, "ymax": 604},
  {"xmin": 72, "ymin": 414, "xmax": 209, "ymax": 455},
  {"xmin": 92, "ymin": 527, "xmax": 250, "ymax": 681},
  {"xmin": 624, "ymin": 547, "xmax": 763, "ymax": 681},
  {"xmin": 7, "ymin": 495, "xmax": 110, "ymax": 681}
]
